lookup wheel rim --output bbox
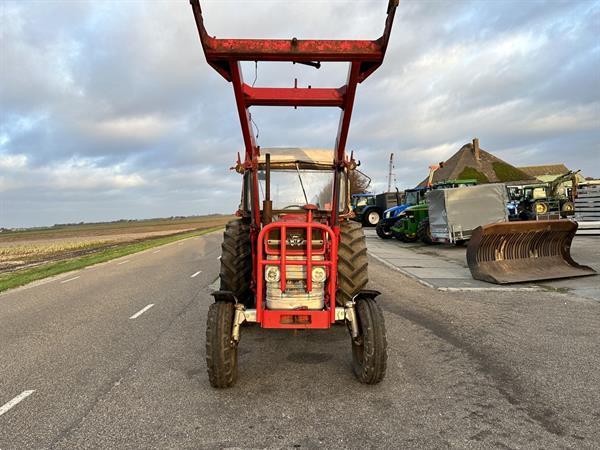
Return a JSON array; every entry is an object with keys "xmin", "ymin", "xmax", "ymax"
[
  {"xmin": 536, "ymin": 202, "xmax": 548, "ymax": 214},
  {"xmin": 368, "ymin": 212, "xmax": 380, "ymax": 225}
]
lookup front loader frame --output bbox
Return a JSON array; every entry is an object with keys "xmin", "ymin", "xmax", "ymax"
[
  {"xmin": 191, "ymin": 0, "xmax": 397, "ymax": 330},
  {"xmin": 190, "ymin": 0, "xmax": 398, "ymax": 228}
]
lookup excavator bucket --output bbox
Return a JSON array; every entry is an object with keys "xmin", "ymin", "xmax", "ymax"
[{"xmin": 467, "ymin": 220, "xmax": 596, "ymax": 284}]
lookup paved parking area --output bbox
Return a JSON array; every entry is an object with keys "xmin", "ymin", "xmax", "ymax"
[{"xmin": 365, "ymin": 229, "xmax": 600, "ymax": 300}]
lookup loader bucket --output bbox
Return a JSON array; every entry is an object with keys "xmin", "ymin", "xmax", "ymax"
[{"xmin": 467, "ymin": 220, "xmax": 596, "ymax": 284}]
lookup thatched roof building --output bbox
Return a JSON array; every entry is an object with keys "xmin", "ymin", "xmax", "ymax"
[{"xmin": 418, "ymin": 139, "xmax": 535, "ymax": 187}]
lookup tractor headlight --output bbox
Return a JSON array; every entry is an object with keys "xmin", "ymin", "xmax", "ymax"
[
  {"xmin": 311, "ymin": 267, "xmax": 327, "ymax": 283},
  {"xmin": 264, "ymin": 265, "xmax": 280, "ymax": 283},
  {"xmin": 384, "ymin": 211, "xmax": 391, "ymax": 218}
]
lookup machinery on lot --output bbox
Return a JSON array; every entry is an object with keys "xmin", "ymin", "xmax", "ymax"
[
  {"xmin": 427, "ymin": 184, "xmax": 508, "ymax": 244},
  {"xmin": 376, "ymin": 187, "xmax": 426, "ymax": 239},
  {"xmin": 191, "ymin": 0, "xmax": 398, "ymax": 387},
  {"xmin": 508, "ymin": 170, "xmax": 580, "ymax": 220},
  {"xmin": 467, "ymin": 220, "xmax": 596, "ymax": 283},
  {"xmin": 388, "ymin": 179, "xmax": 477, "ymax": 243},
  {"xmin": 390, "ymin": 203, "xmax": 429, "ymax": 242},
  {"xmin": 352, "ymin": 191, "xmax": 400, "ymax": 227}
]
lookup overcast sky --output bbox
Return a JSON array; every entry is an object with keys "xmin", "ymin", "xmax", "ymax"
[{"xmin": 1, "ymin": 0, "xmax": 599, "ymax": 228}]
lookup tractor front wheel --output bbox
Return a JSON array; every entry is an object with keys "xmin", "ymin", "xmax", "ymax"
[
  {"xmin": 400, "ymin": 232, "xmax": 418, "ymax": 243},
  {"xmin": 352, "ymin": 298, "xmax": 387, "ymax": 384},
  {"xmin": 375, "ymin": 222, "xmax": 393, "ymax": 239},
  {"xmin": 206, "ymin": 302, "xmax": 238, "ymax": 388}
]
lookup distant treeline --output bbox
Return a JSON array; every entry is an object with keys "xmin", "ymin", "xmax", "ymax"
[{"xmin": 1, "ymin": 214, "xmax": 231, "ymax": 233}]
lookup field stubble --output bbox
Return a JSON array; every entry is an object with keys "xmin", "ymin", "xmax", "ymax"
[{"xmin": 0, "ymin": 216, "xmax": 232, "ymax": 273}]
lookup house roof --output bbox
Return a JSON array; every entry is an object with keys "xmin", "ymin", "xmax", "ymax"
[
  {"xmin": 417, "ymin": 142, "xmax": 535, "ymax": 187},
  {"xmin": 518, "ymin": 164, "xmax": 570, "ymax": 177}
]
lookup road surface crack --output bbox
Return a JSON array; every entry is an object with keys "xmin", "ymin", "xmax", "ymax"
[{"xmin": 380, "ymin": 300, "xmax": 566, "ymax": 437}]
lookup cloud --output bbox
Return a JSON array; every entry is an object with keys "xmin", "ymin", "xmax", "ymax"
[{"xmin": 1, "ymin": 0, "xmax": 599, "ymax": 227}]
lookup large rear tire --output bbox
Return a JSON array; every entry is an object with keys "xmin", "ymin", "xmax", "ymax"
[
  {"xmin": 206, "ymin": 302, "xmax": 238, "ymax": 388},
  {"xmin": 352, "ymin": 298, "xmax": 387, "ymax": 384},
  {"xmin": 417, "ymin": 218, "xmax": 434, "ymax": 245},
  {"xmin": 338, "ymin": 221, "xmax": 368, "ymax": 306},
  {"xmin": 220, "ymin": 219, "xmax": 253, "ymax": 307}
]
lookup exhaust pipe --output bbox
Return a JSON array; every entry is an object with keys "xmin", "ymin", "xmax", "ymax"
[{"xmin": 467, "ymin": 220, "xmax": 596, "ymax": 284}]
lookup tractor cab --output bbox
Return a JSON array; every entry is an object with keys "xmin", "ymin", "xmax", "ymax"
[
  {"xmin": 254, "ymin": 148, "xmax": 349, "ymax": 217},
  {"xmin": 351, "ymin": 193, "xmax": 376, "ymax": 212}
]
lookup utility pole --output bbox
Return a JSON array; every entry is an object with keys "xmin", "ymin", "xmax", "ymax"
[{"xmin": 387, "ymin": 152, "xmax": 394, "ymax": 192}]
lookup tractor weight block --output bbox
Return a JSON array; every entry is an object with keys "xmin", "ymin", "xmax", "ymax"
[{"xmin": 466, "ymin": 220, "xmax": 596, "ymax": 284}]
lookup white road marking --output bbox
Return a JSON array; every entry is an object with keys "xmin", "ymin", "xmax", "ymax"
[
  {"xmin": 0, "ymin": 390, "xmax": 35, "ymax": 417},
  {"xmin": 129, "ymin": 304, "xmax": 154, "ymax": 319},
  {"xmin": 60, "ymin": 276, "xmax": 80, "ymax": 284},
  {"xmin": 117, "ymin": 260, "xmax": 130, "ymax": 265},
  {"xmin": 191, "ymin": 271, "xmax": 202, "ymax": 278},
  {"xmin": 153, "ymin": 250, "xmax": 161, "ymax": 254}
]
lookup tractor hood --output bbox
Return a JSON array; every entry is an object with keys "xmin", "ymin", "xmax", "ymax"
[{"xmin": 383, "ymin": 203, "xmax": 411, "ymax": 218}]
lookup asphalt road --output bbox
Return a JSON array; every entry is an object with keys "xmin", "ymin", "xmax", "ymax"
[{"xmin": 1, "ymin": 230, "xmax": 599, "ymax": 448}]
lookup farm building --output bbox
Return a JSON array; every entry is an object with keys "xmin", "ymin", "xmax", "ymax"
[
  {"xmin": 518, "ymin": 164, "xmax": 586, "ymax": 183},
  {"xmin": 417, "ymin": 139, "xmax": 535, "ymax": 187}
]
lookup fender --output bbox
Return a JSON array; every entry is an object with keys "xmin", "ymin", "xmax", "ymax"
[
  {"xmin": 352, "ymin": 289, "xmax": 381, "ymax": 302},
  {"xmin": 210, "ymin": 290, "xmax": 238, "ymax": 304}
]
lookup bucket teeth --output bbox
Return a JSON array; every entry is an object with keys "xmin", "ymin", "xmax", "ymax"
[{"xmin": 466, "ymin": 220, "xmax": 596, "ymax": 284}]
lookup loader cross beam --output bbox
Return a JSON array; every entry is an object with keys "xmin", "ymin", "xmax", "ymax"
[{"xmin": 190, "ymin": 0, "xmax": 398, "ymax": 165}]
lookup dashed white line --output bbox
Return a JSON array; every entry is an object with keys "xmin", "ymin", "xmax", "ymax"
[
  {"xmin": 191, "ymin": 271, "xmax": 202, "ymax": 278},
  {"xmin": 0, "ymin": 390, "xmax": 35, "ymax": 417},
  {"xmin": 117, "ymin": 260, "xmax": 130, "ymax": 265},
  {"xmin": 60, "ymin": 276, "xmax": 80, "ymax": 284},
  {"xmin": 153, "ymin": 250, "xmax": 161, "ymax": 254},
  {"xmin": 129, "ymin": 304, "xmax": 154, "ymax": 319}
]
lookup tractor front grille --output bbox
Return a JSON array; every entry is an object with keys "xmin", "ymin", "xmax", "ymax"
[{"xmin": 265, "ymin": 255, "xmax": 324, "ymax": 310}]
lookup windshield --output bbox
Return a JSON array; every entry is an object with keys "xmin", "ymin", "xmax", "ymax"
[
  {"xmin": 259, "ymin": 169, "xmax": 345, "ymax": 211},
  {"xmin": 352, "ymin": 196, "xmax": 372, "ymax": 208},
  {"xmin": 405, "ymin": 191, "xmax": 419, "ymax": 205}
]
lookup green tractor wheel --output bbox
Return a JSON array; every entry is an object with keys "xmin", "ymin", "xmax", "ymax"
[
  {"xmin": 402, "ymin": 232, "xmax": 418, "ymax": 243},
  {"xmin": 417, "ymin": 218, "xmax": 434, "ymax": 245}
]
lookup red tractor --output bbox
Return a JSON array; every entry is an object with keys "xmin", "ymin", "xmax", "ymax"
[{"xmin": 190, "ymin": 0, "xmax": 398, "ymax": 387}]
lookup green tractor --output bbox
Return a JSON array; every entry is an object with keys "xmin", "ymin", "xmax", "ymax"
[
  {"xmin": 390, "ymin": 203, "xmax": 430, "ymax": 243},
  {"xmin": 391, "ymin": 179, "xmax": 477, "ymax": 244}
]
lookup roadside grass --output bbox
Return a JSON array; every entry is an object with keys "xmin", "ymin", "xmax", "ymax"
[{"xmin": 0, "ymin": 226, "xmax": 224, "ymax": 293}]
